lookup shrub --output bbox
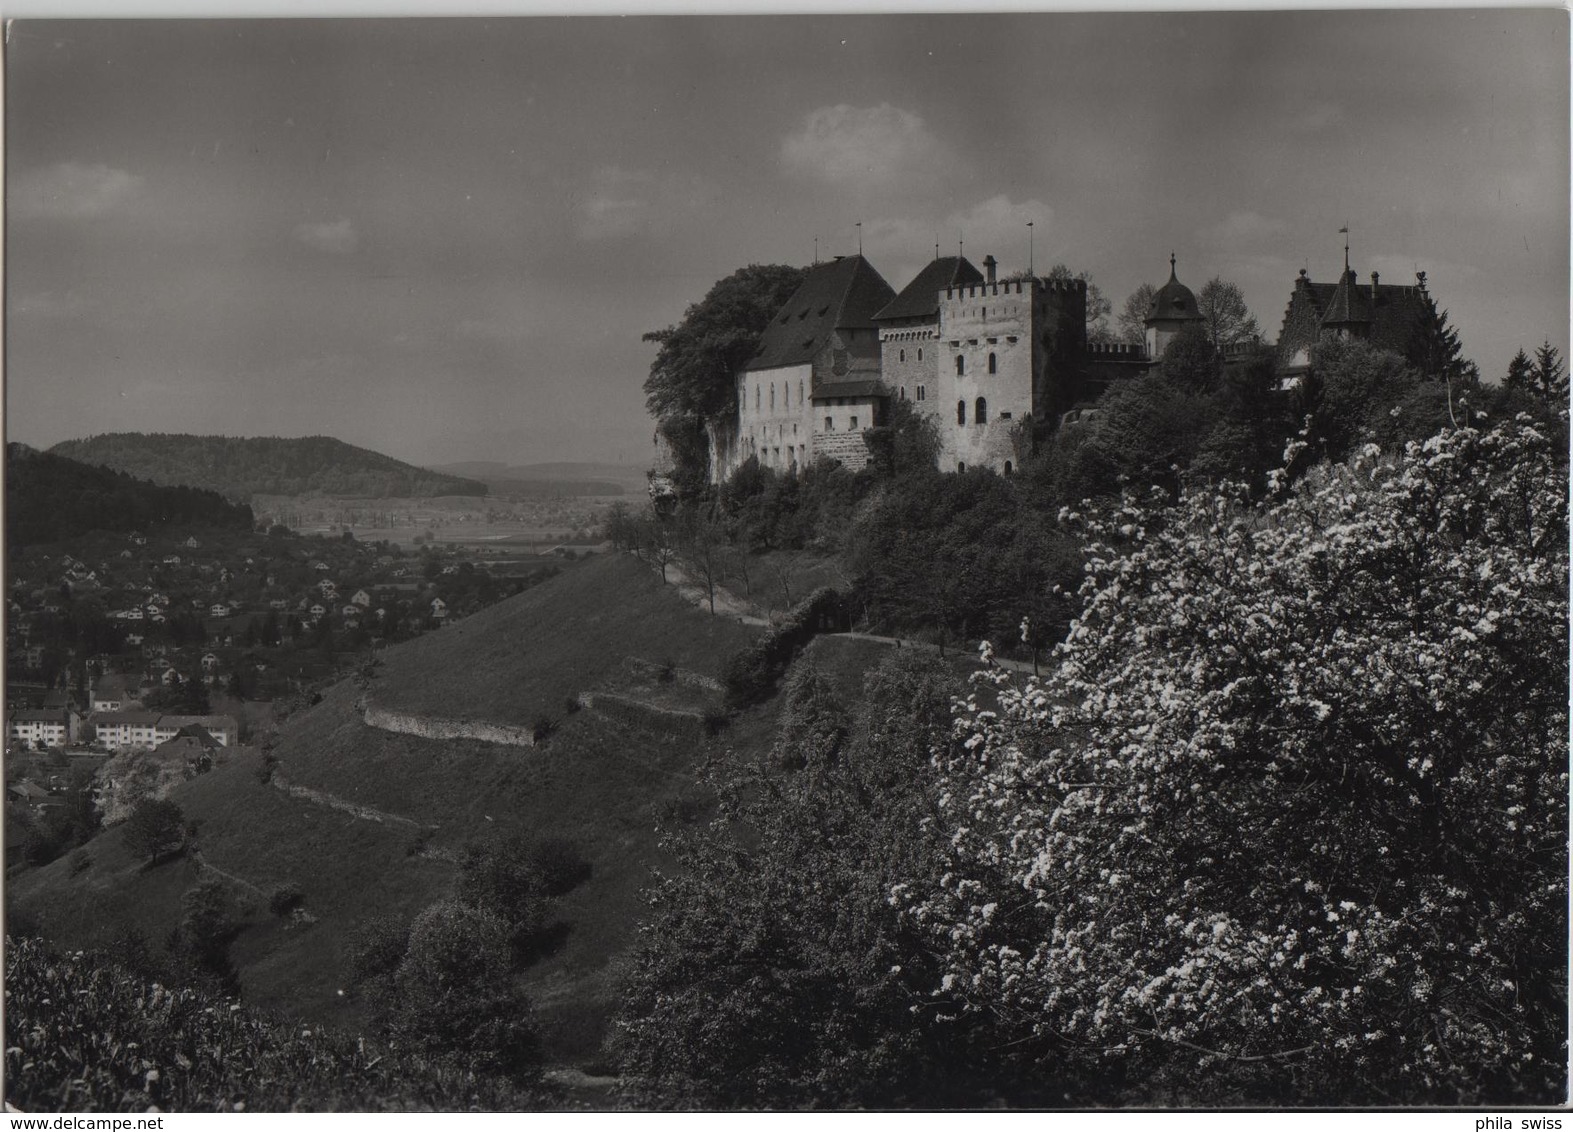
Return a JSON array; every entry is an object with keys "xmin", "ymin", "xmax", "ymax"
[
  {"xmin": 526, "ymin": 837, "xmax": 592, "ymax": 898},
  {"xmin": 268, "ymin": 882, "xmax": 305, "ymax": 918},
  {"xmin": 387, "ymin": 901, "xmax": 541, "ymax": 1081}
]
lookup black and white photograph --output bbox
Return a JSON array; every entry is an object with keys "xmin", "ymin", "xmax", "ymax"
[{"xmin": 2, "ymin": 8, "xmax": 1569, "ymax": 1114}]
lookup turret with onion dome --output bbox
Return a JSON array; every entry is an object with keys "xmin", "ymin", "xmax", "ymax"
[{"xmin": 1144, "ymin": 253, "xmax": 1206, "ymax": 359}]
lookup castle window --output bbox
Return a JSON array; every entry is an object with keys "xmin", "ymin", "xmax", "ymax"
[
  {"xmin": 1004, "ymin": 460, "xmax": 1013, "ymax": 476},
  {"xmin": 850, "ymin": 415, "xmax": 858, "ymax": 430},
  {"xmin": 899, "ymin": 349, "xmax": 905, "ymax": 362},
  {"xmin": 769, "ymin": 384, "xmax": 775, "ymax": 410},
  {"xmin": 793, "ymin": 422, "xmax": 798, "ymax": 435},
  {"xmin": 956, "ymin": 356, "xmax": 965, "ymax": 376},
  {"xmin": 916, "ymin": 385, "xmax": 926, "ymax": 401},
  {"xmin": 958, "ymin": 461, "xmax": 966, "ymax": 473},
  {"xmin": 981, "ymin": 307, "xmax": 986, "ymax": 319},
  {"xmin": 975, "ymin": 397, "xmax": 987, "ymax": 424},
  {"xmin": 798, "ymin": 380, "xmax": 803, "ymax": 404},
  {"xmin": 1000, "ymin": 411, "xmax": 1012, "ymax": 420},
  {"xmin": 825, "ymin": 416, "xmax": 833, "ymax": 431},
  {"xmin": 957, "ymin": 400, "xmax": 967, "ymax": 426},
  {"xmin": 917, "ymin": 348, "xmax": 923, "ymax": 361},
  {"xmin": 755, "ymin": 385, "xmax": 761, "ymax": 411},
  {"xmin": 988, "ymin": 352, "xmax": 997, "ymax": 374}
]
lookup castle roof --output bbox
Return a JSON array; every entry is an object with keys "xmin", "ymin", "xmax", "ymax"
[
  {"xmin": 1146, "ymin": 255, "xmax": 1204, "ymax": 325},
  {"xmin": 873, "ymin": 256, "xmax": 985, "ymax": 322},
  {"xmin": 1322, "ymin": 268, "xmax": 1368, "ymax": 326},
  {"xmin": 747, "ymin": 255, "xmax": 895, "ymax": 372},
  {"xmin": 1292, "ymin": 268, "xmax": 1430, "ymax": 354}
]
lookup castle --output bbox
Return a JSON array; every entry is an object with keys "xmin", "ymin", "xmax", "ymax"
[{"xmin": 702, "ymin": 248, "xmax": 1436, "ymax": 483}]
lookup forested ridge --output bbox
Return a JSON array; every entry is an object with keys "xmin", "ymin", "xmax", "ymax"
[
  {"xmin": 6, "ymin": 445, "xmax": 254, "ymax": 547},
  {"xmin": 48, "ymin": 434, "xmax": 487, "ymax": 501}
]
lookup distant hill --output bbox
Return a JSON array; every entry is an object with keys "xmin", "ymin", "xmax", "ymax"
[
  {"xmin": 48, "ymin": 434, "xmax": 487, "ymax": 502},
  {"xmin": 426, "ymin": 460, "xmax": 648, "ymax": 498},
  {"xmin": 5, "ymin": 443, "xmax": 254, "ymax": 547}
]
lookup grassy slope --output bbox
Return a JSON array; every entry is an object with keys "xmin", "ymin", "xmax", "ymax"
[
  {"xmin": 9, "ymin": 554, "xmax": 773, "ymax": 1066},
  {"xmin": 7, "ymin": 556, "xmax": 976, "ymax": 1069},
  {"xmin": 371, "ymin": 553, "xmax": 758, "ymax": 728}
]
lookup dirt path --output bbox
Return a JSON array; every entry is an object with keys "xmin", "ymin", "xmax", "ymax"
[
  {"xmin": 269, "ymin": 769, "xmax": 433, "ymax": 831},
  {"xmin": 190, "ymin": 848, "xmax": 268, "ymax": 898},
  {"xmin": 826, "ymin": 630, "xmax": 1041, "ymax": 675}
]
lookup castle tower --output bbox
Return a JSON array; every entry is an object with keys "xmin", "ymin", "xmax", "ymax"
[{"xmin": 1144, "ymin": 253, "xmax": 1205, "ymax": 359}]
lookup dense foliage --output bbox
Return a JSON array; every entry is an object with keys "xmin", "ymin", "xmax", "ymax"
[
  {"xmin": 720, "ymin": 586, "xmax": 846, "ymax": 707},
  {"xmin": 846, "ymin": 468, "xmax": 1083, "ymax": 654},
  {"xmin": 47, "ymin": 434, "xmax": 486, "ymax": 501},
  {"xmin": 896, "ymin": 419, "xmax": 1568, "ymax": 1105},
  {"xmin": 3, "ymin": 937, "xmax": 553, "ymax": 1111},
  {"xmin": 6, "ymin": 445, "xmax": 254, "ymax": 547},
  {"xmin": 642, "ymin": 263, "xmax": 808, "ymax": 492},
  {"xmin": 614, "ymin": 655, "xmax": 1035, "ymax": 1108}
]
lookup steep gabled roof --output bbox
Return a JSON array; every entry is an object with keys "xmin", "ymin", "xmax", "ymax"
[
  {"xmin": 1297, "ymin": 271, "xmax": 1431, "ymax": 355},
  {"xmin": 873, "ymin": 256, "xmax": 985, "ymax": 322},
  {"xmin": 746, "ymin": 255, "xmax": 895, "ymax": 372}
]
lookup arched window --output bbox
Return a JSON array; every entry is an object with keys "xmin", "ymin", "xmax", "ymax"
[
  {"xmin": 957, "ymin": 399, "xmax": 967, "ymax": 426},
  {"xmin": 955, "ymin": 355, "xmax": 965, "ymax": 376},
  {"xmin": 769, "ymin": 383, "xmax": 775, "ymax": 410},
  {"xmin": 755, "ymin": 385, "xmax": 761, "ymax": 412},
  {"xmin": 798, "ymin": 380, "xmax": 804, "ymax": 405},
  {"xmin": 957, "ymin": 461, "xmax": 966, "ymax": 473},
  {"xmin": 1003, "ymin": 460, "xmax": 1013, "ymax": 476},
  {"xmin": 918, "ymin": 348, "xmax": 923, "ymax": 361},
  {"xmin": 975, "ymin": 397, "xmax": 987, "ymax": 425},
  {"xmin": 899, "ymin": 349, "xmax": 905, "ymax": 363},
  {"xmin": 988, "ymin": 352, "xmax": 997, "ymax": 374}
]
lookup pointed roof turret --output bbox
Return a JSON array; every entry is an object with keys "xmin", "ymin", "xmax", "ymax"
[
  {"xmin": 1321, "ymin": 265, "xmax": 1371, "ymax": 329},
  {"xmin": 1145, "ymin": 253, "xmax": 1204, "ymax": 326}
]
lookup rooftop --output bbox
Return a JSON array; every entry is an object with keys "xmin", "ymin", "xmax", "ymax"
[{"xmin": 746, "ymin": 255, "xmax": 896, "ymax": 373}]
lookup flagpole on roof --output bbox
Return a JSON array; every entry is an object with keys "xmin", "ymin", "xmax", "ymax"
[
  {"xmin": 856, "ymin": 221, "xmax": 862, "ymax": 256},
  {"xmin": 1340, "ymin": 224, "xmax": 1350, "ymax": 272},
  {"xmin": 1028, "ymin": 220, "xmax": 1035, "ymax": 276}
]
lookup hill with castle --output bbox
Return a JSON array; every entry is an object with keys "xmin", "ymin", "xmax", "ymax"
[{"xmin": 671, "ymin": 246, "xmax": 1447, "ymax": 487}]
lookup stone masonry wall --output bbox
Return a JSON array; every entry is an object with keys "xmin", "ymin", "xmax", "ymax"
[{"xmin": 362, "ymin": 701, "xmax": 537, "ymax": 747}]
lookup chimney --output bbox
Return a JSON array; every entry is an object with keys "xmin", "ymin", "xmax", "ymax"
[
  {"xmin": 1370, "ymin": 271, "xmax": 1379, "ymax": 306},
  {"xmin": 983, "ymin": 254, "xmax": 997, "ymax": 284}
]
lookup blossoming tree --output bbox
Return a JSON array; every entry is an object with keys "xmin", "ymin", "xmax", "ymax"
[{"xmin": 897, "ymin": 419, "xmax": 1568, "ymax": 1104}]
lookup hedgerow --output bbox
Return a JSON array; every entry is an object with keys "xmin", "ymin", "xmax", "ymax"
[{"xmin": 720, "ymin": 586, "xmax": 844, "ymax": 708}]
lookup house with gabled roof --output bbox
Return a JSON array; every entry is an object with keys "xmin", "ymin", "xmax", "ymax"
[
  {"xmin": 711, "ymin": 254, "xmax": 896, "ymax": 481},
  {"xmin": 1275, "ymin": 256, "xmax": 1433, "ymax": 383}
]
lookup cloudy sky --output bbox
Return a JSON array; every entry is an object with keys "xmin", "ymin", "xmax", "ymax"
[{"xmin": 6, "ymin": 12, "xmax": 1567, "ymax": 468}]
